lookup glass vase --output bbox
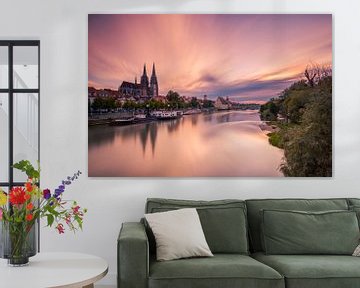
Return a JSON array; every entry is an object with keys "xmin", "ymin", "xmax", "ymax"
[{"xmin": 0, "ymin": 220, "xmax": 37, "ymax": 266}]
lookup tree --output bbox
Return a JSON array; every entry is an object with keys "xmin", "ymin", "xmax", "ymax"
[
  {"xmin": 166, "ymin": 90, "xmax": 180, "ymax": 103},
  {"xmin": 304, "ymin": 65, "xmax": 317, "ymax": 87},
  {"xmin": 304, "ymin": 64, "xmax": 332, "ymax": 87},
  {"xmin": 260, "ymin": 100, "xmax": 279, "ymax": 121},
  {"xmin": 190, "ymin": 97, "xmax": 200, "ymax": 108},
  {"xmin": 166, "ymin": 90, "xmax": 184, "ymax": 109},
  {"xmin": 122, "ymin": 100, "xmax": 137, "ymax": 110},
  {"xmin": 280, "ymin": 76, "xmax": 332, "ymax": 176},
  {"xmin": 203, "ymin": 100, "xmax": 214, "ymax": 108},
  {"xmin": 261, "ymin": 64, "xmax": 332, "ymax": 177},
  {"xmin": 91, "ymin": 96, "xmax": 117, "ymax": 111},
  {"xmin": 91, "ymin": 97, "xmax": 105, "ymax": 111},
  {"xmin": 283, "ymin": 90, "xmax": 309, "ymax": 123}
]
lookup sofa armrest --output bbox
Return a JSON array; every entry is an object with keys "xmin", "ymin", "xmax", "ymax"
[{"xmin": 118, "ymin": 222, "xmax": 149, "ymax": 288}]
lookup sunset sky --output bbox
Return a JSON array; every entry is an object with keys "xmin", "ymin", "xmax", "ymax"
[{"xmin": 88, "ymin": 14, "xmax": 332, "ymax": 103}]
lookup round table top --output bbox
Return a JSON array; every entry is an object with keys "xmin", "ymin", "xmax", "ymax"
[{"xmin": 0, "ymin": 252, "xmax": 108, "ymax": 288}]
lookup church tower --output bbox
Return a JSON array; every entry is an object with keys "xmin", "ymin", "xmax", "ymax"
[
  {"xmin": 140, "ymin": 64, "xmax": 149, "ymax": 97},
  {"xmin": 150, "ymin": 63, "xmax": 159, "ymax": 98}
]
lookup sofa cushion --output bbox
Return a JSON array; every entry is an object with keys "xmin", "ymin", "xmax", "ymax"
[
  {"xmin": 347, "ymin": 198, "xmax": 360, "ymax": 207},
  {"xmin": 145, "ymin": 208, "xmax": 213, "ymax": 261},
  {"xmin": 146, "ymin": 198, "xmax": 249, "ymax": 254},
  {"xmin": 261, "ymin": 209, "xmax": 359, "ymax": 255},
  {"xmin": 246, "ymin": 198, "xmax": 349, "ymax": 252},
  {"xmin": 252, "ymin": 252, "xmax": 360, "ymax": 288},
  {"xmin": 349, "ymin": 205, "xmax": 360, "ymax": 228},
  {"xmin": 149, "ymin": 254, "xmax": 284, "ymax": 288}
]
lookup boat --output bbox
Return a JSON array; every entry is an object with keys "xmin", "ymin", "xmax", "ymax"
[
  {"xmin": 152, "ymin": 111, "xmax": 182, "ymax": 120},
  {"xmin": 109, "ymin": 117, "xmax": 135, "ymax": 126},
  {"xmin": 133, "ymin": 113, "xmax": 154, "ymax": 123},
  {"xmin": 134, "ymin": 114, "xmax": 146, "ymax": 120},
  {"xmin": 183, "ymin": 109, "xmax": 202, "ymax": 115}
]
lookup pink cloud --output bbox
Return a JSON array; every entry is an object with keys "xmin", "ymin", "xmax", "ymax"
[{"xmin": 88, "ymin": 14, "xmax": 332, "ymax": 102}]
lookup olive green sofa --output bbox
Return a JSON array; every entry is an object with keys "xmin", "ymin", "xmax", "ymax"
[{"xmin": 118, "ymin": 198, "xmax": 360, "ymax": 288}]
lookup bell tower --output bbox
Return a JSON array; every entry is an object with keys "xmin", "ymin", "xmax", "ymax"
[
  {"xmin": 140, "ymin": 64, "xmax": 149, "ymax": 97},
  {"xmin": 150, "ymin": 63, "xmax": 158, "ymax": 98}
]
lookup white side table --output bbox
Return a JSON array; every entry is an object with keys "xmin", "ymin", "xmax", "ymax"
[{"xmin": 0, "ymin": 252, "xmax": 108, "ymax": 288}]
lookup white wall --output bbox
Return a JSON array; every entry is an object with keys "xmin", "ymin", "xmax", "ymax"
[{"xmin": 1, "ymin": 0, "xmax": 360, "ymax": 286}]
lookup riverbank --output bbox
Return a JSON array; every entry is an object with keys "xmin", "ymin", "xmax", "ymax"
[
  {"xmin": 259, "ymin": 122, "xmax": 278, "ymax": 133},
  {"xmin": 259, "ymin": 121, "xmax": 283, "ymax": 149},
  {"xmin": 88, "ymin": 109, "xmax": 260, "ymax": 127}
]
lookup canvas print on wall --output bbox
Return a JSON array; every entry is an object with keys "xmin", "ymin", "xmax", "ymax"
[{"xmin": 88, "ymin": 14, "xmax": 332, "ymax": 177}]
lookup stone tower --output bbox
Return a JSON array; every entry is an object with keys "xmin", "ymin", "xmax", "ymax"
[
  {"xmin": 140, "ymin": 64, "xmax": 149, "ymax": 97},
  {"xmin": 150, "ymin": 63, "xmax": 159, "ymax": 98}
]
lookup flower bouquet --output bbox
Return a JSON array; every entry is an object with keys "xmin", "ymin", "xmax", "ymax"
[{"xmin": 0, "ymin": 160, "xmax": 87, "ymax": 266}]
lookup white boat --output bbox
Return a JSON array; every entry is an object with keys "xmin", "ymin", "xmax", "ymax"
[
  {"xmin": 152, "ymin": 111, "xmax": 182, "ymax": 120},
  {"xmin": 134, "ymin": 114, "xmax": 146, "ymax": 119}
]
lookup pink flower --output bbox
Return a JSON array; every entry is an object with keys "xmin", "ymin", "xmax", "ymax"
[
  {"xmin": 56, "ymin": 223, "xmax": 65, "ymax": 234},
  {"xmin": 0, "ymin": 208, "xmax": 3, "ymax": 220},
  {"xmin": 65, "ymin": 214, "xmax": 71, "ymax": 225}
]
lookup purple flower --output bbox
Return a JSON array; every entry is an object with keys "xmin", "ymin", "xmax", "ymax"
[
  {"xmin": 54, "ymin": 189, "xmax": 63, "ymax": 198},
  {"xmin": 43, "ymin": 189, "xmax": 51, "ymax": 200},
  {"xmin": 54, "ymin": 171, "xmax": 82, "ymax": 199}
]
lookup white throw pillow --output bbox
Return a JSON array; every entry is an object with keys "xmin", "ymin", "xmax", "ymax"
[
  {"xmin": 353, "ymin": 244, "xmax": 360, "ymax": 256},
  {"xmin": 145, "ymin": 208, "xmax": 213, "ymax": 261}
]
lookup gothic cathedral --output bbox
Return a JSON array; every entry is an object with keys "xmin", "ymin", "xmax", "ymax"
[{"xmin": 119, "ymin": 63, "xmax": 159, "ymax": 98}]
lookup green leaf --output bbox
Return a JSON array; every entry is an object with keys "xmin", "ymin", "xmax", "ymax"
[
  {"xmin": 47, "ymin": 214, "xmax": 54, "ymax": 227},
  {"xmin": 12, "ymin": 160, "xmax": 40, "ymax": 180}
]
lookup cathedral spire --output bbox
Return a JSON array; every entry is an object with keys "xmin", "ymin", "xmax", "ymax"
[
  {"xmin": 150, "ymin": 62, "xmax": 158, "ymax": 98},
  {"xmin": 140, "ymin": 63, "xmax": 149, "ymax": 97},
  {"xmin": 151, "ymin": 62, "xmax": 156, "ymax": 76}
]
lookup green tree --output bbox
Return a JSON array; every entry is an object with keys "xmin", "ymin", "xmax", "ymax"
[
  {"xmin": 283, "ymin": 90, "xmax": 309, "ymax": 123},
  {"xmin": 91, "ymin": 96, "xmax": 117, "ymax": 111},
  {"xmin": 260, "ymin": 100, "xmax": 279, "ymax": 121},
  {"xmin": 190, "ymin": 97, "xmax": 200, "ymax": 108},
  {"xmin": 166, "ymin": 90, "xmax": 185, "ymax": 109},
  {"xmin": 166, "ymin": 90, "xmax": 180, "ymax": 103},
  {"xmin": 203, "ymin": 100, "xmax": 214, "ymax": 108},
  {"xmin": 122, "ymin": 100, "xmax": 137, "ymax": 110},
  {"xmin": 280, "ymin": 76, "xmax": 332, "ymax": 176}
]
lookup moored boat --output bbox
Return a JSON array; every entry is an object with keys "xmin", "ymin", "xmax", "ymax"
[
  {"xmin": 183, "ymin": 109, "xmax": 202, "ymax": 115},
  {"xmin": 152, "ymin": 111, "xmax": 182, "ymax": 120},
  {"xmin": 109, "ymin": 117, "xmax": 135, "ymax": 126},
  {"xmin": 134, "ymin": 114, "xmax": 146, "ymax": 119}
]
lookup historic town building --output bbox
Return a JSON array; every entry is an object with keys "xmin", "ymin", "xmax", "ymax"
[
  {"xmin": 119, "ymin": 63, "xmax": 159, "ymax": 98},
  {"xmin": 214, "ymin": 96, "xmax": 231, "ymax": 110}
]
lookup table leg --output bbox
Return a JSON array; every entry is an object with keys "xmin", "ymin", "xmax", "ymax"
[{"xmin": 82, "ymin": 284, "xmax": 94, "ymax": 288}]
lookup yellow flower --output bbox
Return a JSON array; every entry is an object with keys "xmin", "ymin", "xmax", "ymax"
[{"xmin": 0, "ymin": 190, "xmax": 7, "ymax": 206}]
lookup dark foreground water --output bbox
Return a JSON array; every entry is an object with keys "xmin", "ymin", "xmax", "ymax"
[{"xmin": 88, "ymin": 110, "xmax": 284, "ymax": 177}]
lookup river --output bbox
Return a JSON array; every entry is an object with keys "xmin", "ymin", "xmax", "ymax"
[{"xmin": 88, "ymin": 110, "xmax": 284, "ymax": 177}]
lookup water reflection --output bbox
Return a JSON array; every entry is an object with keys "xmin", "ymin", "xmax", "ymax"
[{"xmin": 88, "ymin": 110, "xmax": 284, "ymax": 177}]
